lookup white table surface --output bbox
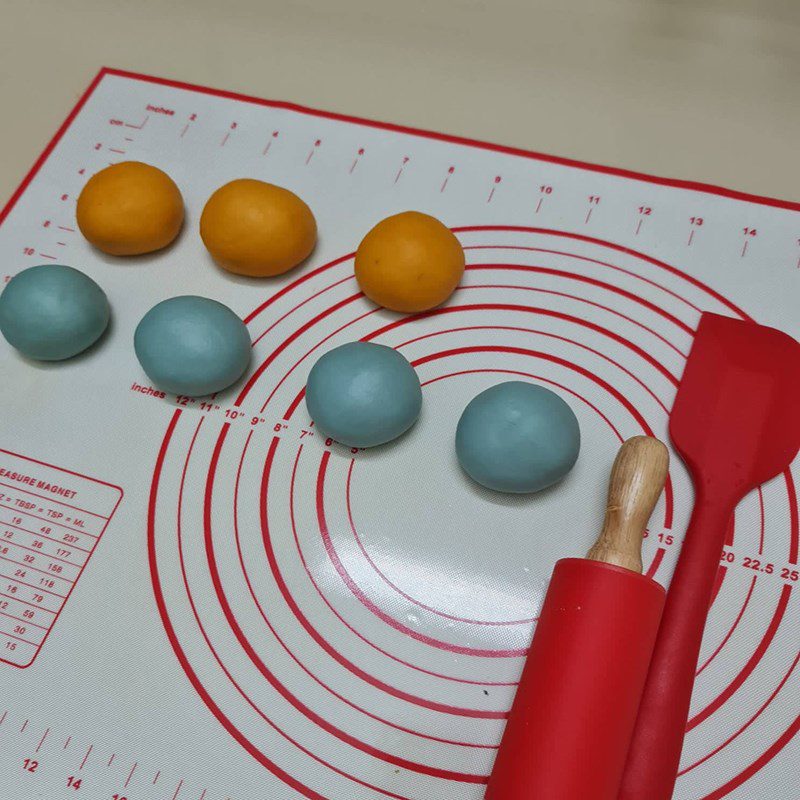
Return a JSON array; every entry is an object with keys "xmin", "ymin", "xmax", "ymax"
[{"xmin": 1, "ymin": 0, "xmax": 798, "ymax": 205}]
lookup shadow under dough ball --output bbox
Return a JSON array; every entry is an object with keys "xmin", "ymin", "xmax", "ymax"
[
  {"xmin": 0, "ymin": 264, "xmax": 110, "ymax": 361},
  {"xmin": 305, "ymin": 341, "xmax": 422, "ymax": 448},
  {"xmin": 456, "ymin": 381, "xmax": 581, "ymax": 493},
  {"xmin": 134, "ymin": 296, "xmax": 251, "ymax": 397}
]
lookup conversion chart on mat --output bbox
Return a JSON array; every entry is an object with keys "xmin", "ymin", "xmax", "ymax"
[{"xmin": 0, "ymin": 68, "xmax": 798, "ymax": 800}]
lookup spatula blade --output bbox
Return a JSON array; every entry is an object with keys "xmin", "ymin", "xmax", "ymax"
[{"xmin": 669, "ymin": 313, "xmax": 800, "ymax": 495}]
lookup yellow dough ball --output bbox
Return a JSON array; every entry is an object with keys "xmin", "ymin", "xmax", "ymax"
[
  {"xmin": 354, "ymin": 211, "xmax": 465, "ymax": 313},
  {"xmin": 200, "ymin": 179, "xmax": 317, "ymax": 277},
  {"xmin": 76, "ymin": 161, "xmax": 184, "ymax": 255}
]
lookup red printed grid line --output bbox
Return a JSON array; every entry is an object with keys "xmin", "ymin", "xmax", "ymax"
[
  {"xmin": 0, "ymin": 481, "xmax": 110, "ymax": 520},
  {"xmin": 0, "ymin": 449, "xmax": 121, "ymax": 494},
  {"xmin": 0, "ymin": 501, "xmax": 101, "ymax": 538},
  {"xmin": 0, "ymin": 518, "xmax": 94, "ymax": 552},
  {"xmin": 0, "ymin": 609, "xmax": 50, "ymax": 632},
  {"xmin": 0, "ymin": 591, "xmax": 57, "ymax": 614},
  {"xmin": 0, "ymin": 573, "xmax": 67, "ymax": 599},
  {"xmin": 0, "ymin": 629, "xmax": 39, "ymax": 647},
  {"xmin": 0, "ymin": 554, "xmax": 75, "ymax": 585},
  {"xmin": 1, "ymin": 537, "xmax": 85, "ymax": 568}
]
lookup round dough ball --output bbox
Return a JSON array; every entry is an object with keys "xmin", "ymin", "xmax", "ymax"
[
  {"xmin": 306, "ymin": 342, "xmax": 422, "ymax": 448},
  {"xmin": 0, "ymin": 264, "xmax": 110, "ymax": 361},
  {"xmin": 456, "ymin": 381, "xmax": 580, "ymax": 493},
  {"xmin": 134, "ymin": 296, "xmax": 251, "ymax": 397},
  {"xmin": 76, "ymin": 161, "xmax": 184, "ymax": 255},
  {"xmin": 354, "ymin": 211, "xmax": 465, "ymax": 313},
  {"xmin": 200, "ymin": 179, "xmax": 317, "ymax": 277}
]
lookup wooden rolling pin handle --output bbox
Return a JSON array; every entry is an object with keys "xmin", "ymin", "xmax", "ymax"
[{"xmin": 586, "ymin": 436, "xmax": 670, "ymax": 574}]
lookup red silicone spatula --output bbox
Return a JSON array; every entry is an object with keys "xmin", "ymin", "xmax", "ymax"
[{"xmin": 619, "ymin": 312, "xmax": 800, "ymax": 800}]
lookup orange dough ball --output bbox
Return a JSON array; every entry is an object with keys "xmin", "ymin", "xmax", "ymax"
[
  {"xmin": 354, "ymin": 211, "xmax": 465, "ymax": 313},
  {"xmin": 76, "ymin": 161, "xmax": 184, "ymax": 255},
  {"xmin": 200, "ymin": 179, "xmax": 317, "ymax": 277}
]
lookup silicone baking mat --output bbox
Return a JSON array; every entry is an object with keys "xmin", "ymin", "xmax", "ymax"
[{"xmin": 0, "ymin": 68, "xmax": 798, "ymax": 800}]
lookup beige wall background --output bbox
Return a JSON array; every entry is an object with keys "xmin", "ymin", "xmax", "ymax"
[{"xmin": 1, "ymin": 0, "xmax": 798, "ymax": 203}]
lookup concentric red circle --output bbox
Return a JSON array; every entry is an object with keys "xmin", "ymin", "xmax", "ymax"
[{"xmin": 149, "ymin": 227, "xmax": 798, "ymax": 800}]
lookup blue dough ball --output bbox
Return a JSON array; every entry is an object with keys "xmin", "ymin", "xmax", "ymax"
[
  {"xmin": 456, "ymin": 381, "xmax": 580, "ymax": 493},
  {"xmin": 134, "ymin": 296, "xmax": 251, "ymax": 397},
  {"xmin": 306, "ymin": 342, "xmax": 422, "ymax": 448},
  {"xmin": 0, "ymin": 264, "xmax": 110, "ymax": 361}
]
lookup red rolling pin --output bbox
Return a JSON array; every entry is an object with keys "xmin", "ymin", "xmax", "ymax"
[{"xmin": 486, "ymin": 436, "xmax": 669, "ymax": 800}]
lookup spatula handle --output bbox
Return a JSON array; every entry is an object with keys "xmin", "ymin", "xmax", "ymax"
[{"xmin": 619, "ymin": 489, "xmax": 735, "ymax": 800}]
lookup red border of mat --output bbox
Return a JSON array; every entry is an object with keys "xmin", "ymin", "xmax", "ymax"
[{"xmin": 1, "ymin": 66, "xmax": 799, "ymax": 228}]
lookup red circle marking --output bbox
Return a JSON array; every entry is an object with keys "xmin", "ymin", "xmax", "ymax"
[
  {"xmin": 361, "ymin": 303, "xmax": 680, "ymax": 389},
  {"xmin": 259, "ymin": 304, "xmax": 380, "ymax": 415},
  {"xmin": 231, "ymin": 431, "xmax": 500, "ymax": 747},
  {"xmin": 174, "ymin": 419, "xmax": 421, "ymax": 800},
  {"xmin": 251, "ymin": 274, "xmax": 355, "ymax": 347},
  {"xmin": 311, "ymin": 347, "xmax": 673, "ymax": 646},
  {"xmin": 150, "ymin": 228, "xmax": 799, "ymax": 797},
  {"xmin": 284, "ymin": 444, "xmax": 515, "ymax": 685},
  {"xmin": 280, "ymin": 302, "xmax": 681, "ymax": 423},
  {"xmin": 148, "ymin": 412, "xmax": 329, "ymax": 800},
  {"xmin": 682, "ymin": 649, "xmax": 800, "ymax": 777},
  {"xmin": 338, "ymin": 366, "xmax": 626, "ymax": 629},
  {"xmin": 242, "ymin": 281, "xmax": 687, "ymax": 422},
  {"xmin": 342, "ymin": 459, "xmax": 526, "ymax": 630},
  {"xmin": 202, "ymin": 426, "xmax": 488, "ymax": 783},
  {"xmin": 701, "ymin": 712, "xmax": 800, "ymax": 799},
  {"xmin": 464, "ymin": 264, "xmax": 692, "ymax": 337},
  {"xmin": 646, "ymin": 549, "xmax": 666, "ymax": 579},
  {"xmin": 686, "ymin": 584, "xmax": 793, "ymax": 731},
  {"xmin": 682, "ymin": 650, "xmax": 800, "ymax": 778},
  {"xmin": 296, "ymin": 444, "xmax": 522, "ymax": 659},
  {"xmin": 785, "ymin": 469, "xmax": 799, "ymax": 564},
  {"xmin": 462, "ymin": 283, "xmax": 687, "ymax": 358},
  {"xmin": 242, "ymin": 252, "xmax": 354, "ymax": 325},
  {"xmin": 259, "ymin": 434, "xmax": 508, "ymax": 719},
  {"xmin": 451, "ymin": 226, "xmax": 749, "ymax": 319},
  {"xmin": 293, "ymin": 435, "xmax": 519, "ymax": 681},
  {"xmin": 255, "ymin": 277, "xmax": 686, "ymax": 421},
  {"xmin": 695, "ymin": 576, "xmax": 757, "ymax": 678},
  {"xmin": 463, "ymin": 244, "xmax": 704, "ymax": 314},
  {"xmin": 237, "ymin": 292, "xmax": 363, "ymax": 406},
  {"xmin": 396, "ymin": 324, "xmax": 670, "ymax": 414}
]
